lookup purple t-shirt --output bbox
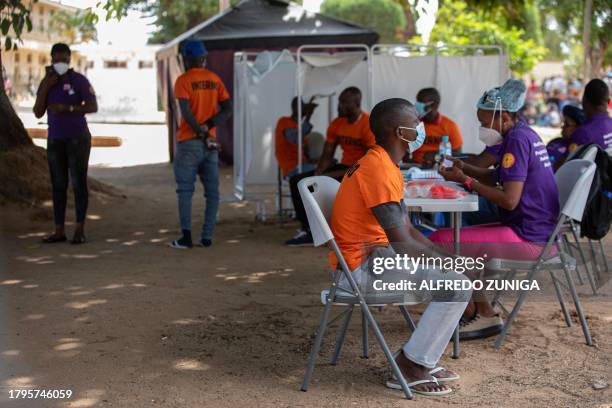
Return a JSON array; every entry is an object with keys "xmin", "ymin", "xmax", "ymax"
[
  {"xmin": 484, "ymin": 143, "xmax": 502, "ymax": 161},
  {"xmin": 496, "ymin": 121, "xmax": 560, "ymax": 243},
  {"xmin": 570, "ymin": 112, "xmax": 612, "ymax": 150},
  {"xmin": 546, "ymin": 137, "xmax": 570, "ymax": 163},
  {"xmin": 39, "ymin": 70, "xmax": 96, "ymax": 140}
]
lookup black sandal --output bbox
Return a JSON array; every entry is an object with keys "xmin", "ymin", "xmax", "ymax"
[
  {"xmin": 42, "ymin": 234, "xmax": 67, "ymax": 244},
  {"xmin": 70, "ymin": 235, "xmax": 87, "ymax": 245}
]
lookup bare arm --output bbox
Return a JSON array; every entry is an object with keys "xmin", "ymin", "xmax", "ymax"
[
  {"xmin": 315, "ymin": 142, "xmax": 337, "ymax": 175},
  {"xmin": 204, "ymin": 99, "xmax": 232, "ymax": 129},
  {"xmin": 178, "ymin": 98, "xmax": 203, "ymax": 136},
  {"xmin": 439, "ymin": 164, "xmax": 525, "ymax": 211},
  {"xmin": 372, "ymin": 202, "xmax": 454, "ymax": 259},
  {"xmin": 33, "ymin": 73, "xmax": 58, "ymax": 118},
  {"xmin": 465, "ymin": 151, "xmax": 498, "ymax": 168}
]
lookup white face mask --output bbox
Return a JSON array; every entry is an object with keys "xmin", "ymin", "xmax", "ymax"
[
  {"xmin": 478, "ymin": 97, "xmax": 503, "ymax": 147},
  {"xmin": 53, "ymin": 62, "xmax": 69, "ymax": 76},
  {"xmin": 398, "ymin": 122, "xmax": 426, "ymax": 153}
]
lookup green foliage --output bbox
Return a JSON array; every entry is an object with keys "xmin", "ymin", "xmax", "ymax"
[
  {"xmin": 51, "ymin": 10, "xmax": 98, "ymax": 43},
  {"xmin": 428, "ymin": 1, "xmax": 547, "ymax": 75},
  {"xmin": 539, "ymin": 0, "xmax": 611, "ymax": 75},
  {"xmin": 142, "ymin": 0, "xmax": 239, "ymax": 44},
  {"xmin": 321, "ymin": 0, "xmax": 406, "ymax": 43},
  {"xmin": 0, "ymin": 0, "xmax": 36, "ymax": 50}
]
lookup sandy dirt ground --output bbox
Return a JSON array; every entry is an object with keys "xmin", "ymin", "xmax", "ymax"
[{"xmin": 1, "ymin": 163, "xmax": 611, "ymax": 408}]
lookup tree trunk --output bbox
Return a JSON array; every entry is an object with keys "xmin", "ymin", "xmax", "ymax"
[
  {"xmin": 403, "ymin": 5, "xmax": 417, "ymax": 40},
  {"xmin": 582, "ymin": 0, "xmax": 592, "ymax": 80},
  {"xmin": 0, "ymin": 48, "xmax": 34, "ymax": 153},
  {"xmin": 589, "ymin": 37, "xmax": 607, "ymax": 79}
]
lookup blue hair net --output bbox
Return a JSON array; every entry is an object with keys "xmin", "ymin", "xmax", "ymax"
[{"xmin": 476, "ymin": 79, "xmax": 527, "ymax": 113}]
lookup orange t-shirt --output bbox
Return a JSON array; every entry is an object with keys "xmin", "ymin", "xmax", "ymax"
[
  {"xmin": 275, "ymin": 116, "xmax": 306, "ymax": 177},
  {"xmin": 330, "ymin": 145, "xmax": 405, "ymax": 270},
  {"xmin": 411, "ymin": 114, "xmax": 463, "ymax": 164},
  {"xmin": 326, "ymin": 112, "xmax": 376, "ymax": 166},
  {"xmin": 174, "ymin": 67, "xmax": 230, "ymax": 142}
]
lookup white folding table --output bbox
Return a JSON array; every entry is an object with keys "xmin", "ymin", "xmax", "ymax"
[{"xmin": 402, "ymin": 182, "xmax": 480, "ymax": 358}]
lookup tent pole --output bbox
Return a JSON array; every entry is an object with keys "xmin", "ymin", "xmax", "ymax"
[{"xmin": 297, "ymin": 47, "xmax": 303, "ymax": 173}]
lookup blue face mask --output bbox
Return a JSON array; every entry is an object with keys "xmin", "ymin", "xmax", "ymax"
[
  {"xmin": 415, "ymin": 101, "xmax": 432, "ymax": 118},
  {"xmin": 398, "ymin": 122, "xmax": 426, "ymax": 153}
]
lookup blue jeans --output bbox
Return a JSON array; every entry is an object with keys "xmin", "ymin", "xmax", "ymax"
[{"xmin": 173, "ymin": 140, "xmax": 219, "ymax": 240}]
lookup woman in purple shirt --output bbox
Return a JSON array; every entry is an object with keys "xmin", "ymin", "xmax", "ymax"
[
  {"xmin": 429, "ymin": 79, "xmax": 561, "ymax": 340},
  {"xmin": 33, "ymin": 43, "xmax": 97, "ymax": 244},
  {"xmin": 546, "ymin": 105, "xmax": 585, "ymax": 170}
]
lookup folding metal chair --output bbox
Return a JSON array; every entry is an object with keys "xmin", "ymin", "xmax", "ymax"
[
  {"xmin": 560, "ymin": 145, "xmax": 602, "ymax": 294},
  {"xmin": 276, "ymin": 167, "xmax": 295, "ymax": 223},
  {"xmin": 297, "ymin": 176, "xmax": 418, "ymax": 399},
  {"xmin": 490, "ymin": 159, "xmax": 597, "ymax": 349}
]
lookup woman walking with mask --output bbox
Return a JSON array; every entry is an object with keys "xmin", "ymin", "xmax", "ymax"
[
  {"xmin": 429, "ymin": 79, "xmax": 560, "ymax": 340},
  {"xmin": 33, "ymin": 43, "xmax": 98, "ymax": 244}
]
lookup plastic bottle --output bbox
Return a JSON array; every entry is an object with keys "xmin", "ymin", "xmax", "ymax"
[{"xmin": 436, "ymin": 135, "xmax": 452, "ymax": 169}]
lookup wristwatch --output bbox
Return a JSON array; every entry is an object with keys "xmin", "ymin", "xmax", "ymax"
[{"xmin": 463, "ymin": 176, "xmax": 475, "ymax": 192}]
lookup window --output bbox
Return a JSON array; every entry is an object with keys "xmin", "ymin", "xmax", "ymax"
[
  {"xmin": 103, "ymin": 60, "xmax": 127, "ymax": 69},
  {"xmin": 14, "ymin": 53, "xmax": 20, "ymax": 63},
  {"xmin": 138, "ymin": 60, "xmax": 154, "ymax": 69},
  {"xmin": 87, "ymin": 61, "xmax": 94, "ymax": 69},
  {"xmin": 26, "ymin": 54, "xmax": 32, "ymax": 64},
  {"xmin": 39, "ymin": 19, "xmax": 44, "ymax": 32}
]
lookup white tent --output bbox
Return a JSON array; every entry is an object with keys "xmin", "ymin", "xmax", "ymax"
[{"xmin": 233, "ymin": 44, "xmax": 510, "ymax": 200}]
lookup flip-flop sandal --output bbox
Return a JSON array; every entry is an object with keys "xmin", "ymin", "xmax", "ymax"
[
  {"xmin": 42, "ymin": 234, "xmax": 67, "ymax": 244},
  {"xmin": 385, "ymin": 376, "xmax": 452, "ymax": 396},
  {"xmin": 70, "ymin": 235, "xmax": 87, "ymax": 245},
  {"xmin": 429, "ymin": 367, "xmax": 460, "ymax": 383},
  {"xmin": 388, "ymin": 367, "xmax": 459, "ymax": 386}
]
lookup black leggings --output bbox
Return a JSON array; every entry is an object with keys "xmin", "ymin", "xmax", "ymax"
[
  {"xmin": 289, "ymin": 163, "xmax": 348, "ymax": 231},
  {"xmin": 47, "ymin": 133, "xmax": 91, "ymax": 226}
]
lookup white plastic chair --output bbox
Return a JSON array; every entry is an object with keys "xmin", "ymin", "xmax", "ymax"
[
  {"xmin": 298, "ymin": 176, "xmax": 417, "ymax": 400},
  {"xmin": 489, "ymin": 159, "xmax": 597, "ymax": 349}
]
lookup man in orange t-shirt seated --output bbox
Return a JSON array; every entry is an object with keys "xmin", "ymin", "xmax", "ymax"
[
  {"xmin": 285, "ymin": 87, "xmax": 376, "ymax": 246},
  {"xmin": 275, "ymin": 97, "xmax": 318, "ymax": 178},
  {"xmin": 411, "ymin": 87, "xmax": 462, "ymax": 168},
  {"xmin": 330, "ymin": 98, "xmax": 469, "ymax": 396},
  {"xmin": 171, "ymin": 40, "xmax": 232, "ymax": 249}
]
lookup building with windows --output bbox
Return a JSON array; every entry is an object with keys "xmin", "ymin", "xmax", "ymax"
[
  {"xmin": 73, "ymin": 44, "xmax": 162, "ymax": 121},
  {"xmin": 3, "ymin": 0, "xmax": 88, "ymax": 100}
]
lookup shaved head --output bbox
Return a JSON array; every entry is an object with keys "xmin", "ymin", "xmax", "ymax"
[{"xmin": 370, "ymin": 98, "xmax": 418, "ymax": 144}]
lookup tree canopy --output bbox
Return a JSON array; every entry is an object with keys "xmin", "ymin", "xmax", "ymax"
[{"xmin": 321, "ymin": 0, "xmax": 406, "ymax": 43}]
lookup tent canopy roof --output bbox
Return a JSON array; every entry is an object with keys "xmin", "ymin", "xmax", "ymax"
[{"xmin": 156, "ymin": 0, "xmax": 378, "ymax": 60}]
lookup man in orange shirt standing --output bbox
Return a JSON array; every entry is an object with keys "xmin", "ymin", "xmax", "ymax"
[
  {"xmin": 275, "ymin": 97, "xmax": 318, "ymax": 178},
  {"xmin": 411, "ymin": 88, "xmax": 463, "ymax": 168},
  {"xmin": 171, "ymin": 41, "xmax": 232, "ymax": 249},
  {"xmin": 285, "ymin": 87, "xmax": 376, "ymax": 246}
]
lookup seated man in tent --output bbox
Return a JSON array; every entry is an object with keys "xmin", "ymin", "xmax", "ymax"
[
  {"xmin": 410, "ymin": 88, "xmax": 463, "ymax": 168},
  {"xmin": 285, "ymin": 86, "xmax": 376, "ymax": 246},
  {"xmin": 275, "ymin": 97, "xmax": 319, "ymax": 179}
]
